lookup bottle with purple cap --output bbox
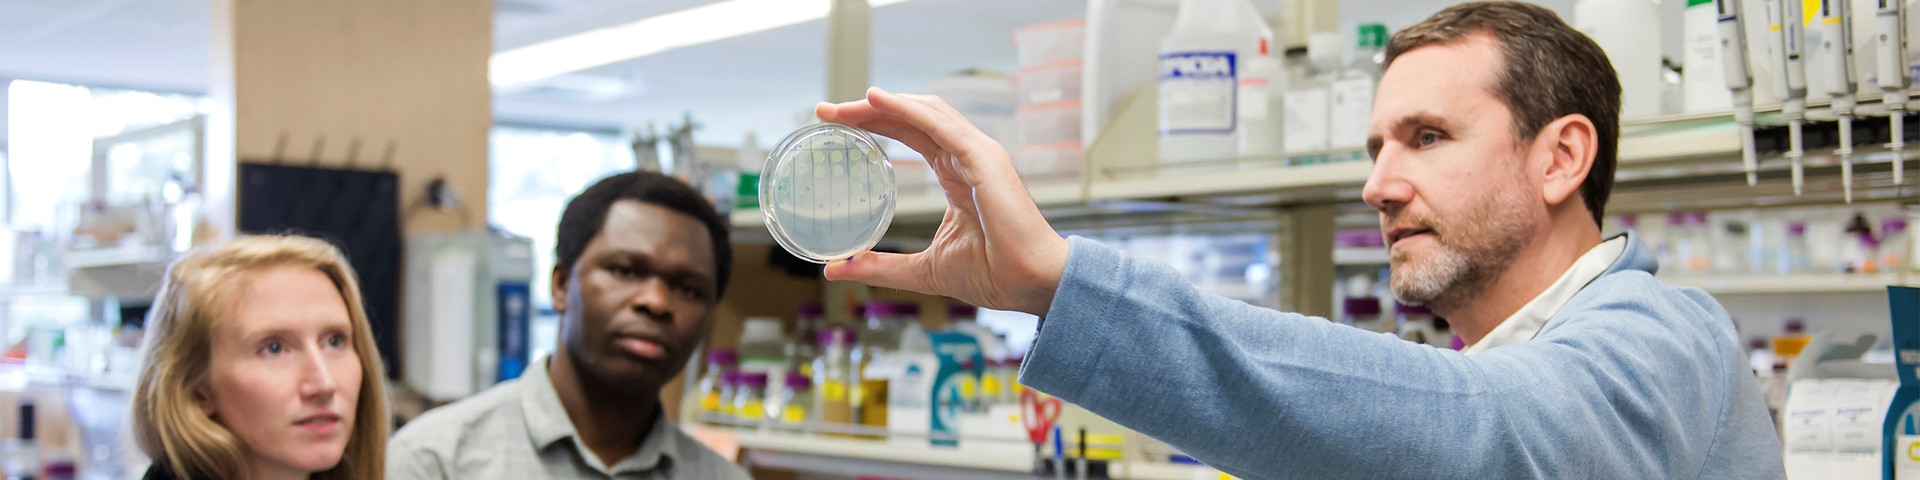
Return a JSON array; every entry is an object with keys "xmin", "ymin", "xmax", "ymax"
[
  {"xmin": 1883, "ymin": 216, "xmax": 1910, "ymax": 272},
  {"xmin": 734, "ymin": 371, "xmax": 771, "ymax": 428},
  {"xmin": 813, "ymin": 327, "xmax": 858, "ymax": 436},
  {"xmin": 787, "ymin": 303, "xmax": 826, "ymax": 378},
  {"xmin": 774, "ymin": 372, "xmax": 813, "ymax": 427},
  {"xmin": 697, "ymin": 349, "xmax": 739, "ymax": 420},
  {"xmin": 1780, "ymin": 220, "xmax": 1811, "ymax": 275}
]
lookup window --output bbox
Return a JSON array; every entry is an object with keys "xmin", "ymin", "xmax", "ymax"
[
  {"xmin": 488, "ymin": 126, "xmax": 635, "ymax": 362},
  {"xmin": 5, "ymin": 80, "xmax": 207, "ymax": 231}
]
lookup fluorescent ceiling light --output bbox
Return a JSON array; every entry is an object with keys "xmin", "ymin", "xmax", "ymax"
[{"xmin": 491, "ymin": 0, "xmax": 913, "ymax": 87}]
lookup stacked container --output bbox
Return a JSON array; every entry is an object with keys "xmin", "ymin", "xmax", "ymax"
[{"xmin": 1012, "ymin": 19, "xmax": 1087, "ymax": 179}]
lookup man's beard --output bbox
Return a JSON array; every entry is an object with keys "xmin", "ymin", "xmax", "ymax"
[{"xmin": 1388, "ymin": 181, "xmax": 1535, "ymax": 312}]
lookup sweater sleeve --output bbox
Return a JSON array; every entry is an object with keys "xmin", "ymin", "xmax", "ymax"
[{"xmin": 1019, "ymin": 236, "xmax": 1775, "ymax": 479}]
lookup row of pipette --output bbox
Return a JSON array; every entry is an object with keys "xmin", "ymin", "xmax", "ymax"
[{"xmin": 1719, "ymin": 0, "xmax": 1914, "ymax": 202}]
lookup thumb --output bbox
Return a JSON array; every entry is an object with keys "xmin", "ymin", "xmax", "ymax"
[{"xmin": 822, "ymin": 251, "xmax": 931, "ymax": 294}]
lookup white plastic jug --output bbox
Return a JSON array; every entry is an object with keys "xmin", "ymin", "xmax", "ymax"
[
  {"xmin": 1158, "ymin": 0, "xmax": 1268, "ymax": 164},
  {"xmin": 1575, "ymin": 0, "xmax": 1665, "ymax": 119}
]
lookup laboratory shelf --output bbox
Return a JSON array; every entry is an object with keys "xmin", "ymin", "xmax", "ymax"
[
  {"xmin": 736, "ymin": 430, "xmax": 1031, "ymax": 474},
  {"xmin": 65, "ymin": 245, "xmax": 170, "ymax": 270},
  {"xmin": 0, "ymin": 282, "xmax": 75, "ymax": 298},
  {"xmin": 728, "ymin": 430, "xmax": 1211, "ymax": 480},
  {"xmin": 1334, "ymin": 247, "xmax": 1390, "ymax": 266},
  {"xmin": 1088, "ymin": 160, "xmax": 1372, "ymax": 203},
  {"xmin": 1124, "ymin": 462, "xmax": 1216, "ymax": 480},
  {"xmin": 1616, "ymin": 125, "xmax": 1742, "ymax": 164},
  {"xmin": 1661, "ymin": 273, "xmax": 1906, "ymax": 295},
  {"xmin": 727, "ymin": 209, "xmax": 760, "ymax": 229}
]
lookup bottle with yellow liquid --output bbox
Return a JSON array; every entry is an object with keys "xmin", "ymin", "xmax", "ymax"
[
  {"xmin": 717, "ymin": 373, "xmax": 740, "ymax": 419},
  {"xmin": 696, "ymin": 349, "xmax": 738, "ymax": 423},
  {"xmin": 956, "ymin": 358, "xmax": 982, "ymax": 412},
  {"xmin": 777, "ymin": 373, "xmax": 813, "ymax": 427},
  {"xmin": 857, "ymin": 377, "xmax": 890, "ymax": 436},
  {"xmin": 980, "ymin": 357, "xmax": 1009, "ymax": 408},
  {"xmin": 734, "ymin": 372, "xmax": 770, "ymax": 429},
  {"xmin": 788, "ymin": 304, "xmax": 826, "ymax": 379},
  {"xmin": 854, "ymin": 301, "xmax": 918, "ymax": 436},
  {"xmin": 814, "ymin": 328, "xmax": 858, "ymax": 436}
]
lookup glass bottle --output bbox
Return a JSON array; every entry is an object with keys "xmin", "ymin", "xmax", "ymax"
[
  {"xmin": 813, "ymin": 327, "xmax": 858, "ymax": 436},
  {"xmin": 696, "ymin": 349, "xmax": 738, "ymax": 421},
  {"xmin": 733, "ymin": 372, "xmax": 770, "ymax": 429}
]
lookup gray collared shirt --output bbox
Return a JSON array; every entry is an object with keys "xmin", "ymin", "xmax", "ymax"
[{"xmin": 387, "ymin": 357, "xmax": 751, "ymax": 479}]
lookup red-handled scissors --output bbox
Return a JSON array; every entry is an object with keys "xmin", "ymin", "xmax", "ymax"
[{"xmin": 1020, "ymin": 389, "xmax": 1062, "ymax": 447}]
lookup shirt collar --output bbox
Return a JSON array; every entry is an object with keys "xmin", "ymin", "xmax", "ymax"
[
  {"xmin": 519, "ymin": 356, "xmax": 679, "ymax": 474},
  {"xmin": 1462, "ymin": 235, "xmax": 1628, "ymax": 355}
]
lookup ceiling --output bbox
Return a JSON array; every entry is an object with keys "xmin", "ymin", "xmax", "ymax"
[
  {"xmin": 0, "ymin": 0, "xmax": 1089, "ymax": 146},
  {"xmin": 0, "ymin": 0, "xmax": 1664, "ymax": 147}
]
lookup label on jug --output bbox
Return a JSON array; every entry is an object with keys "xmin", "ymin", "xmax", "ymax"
[{"xmin": 1159, "ymin": 51, "xmax": 1238, "ymax": 135}]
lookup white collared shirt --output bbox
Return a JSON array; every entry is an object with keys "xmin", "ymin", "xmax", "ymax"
[{"xmin": 1462, "ymin": 236, "xmax": 1628, "ymax": 355}]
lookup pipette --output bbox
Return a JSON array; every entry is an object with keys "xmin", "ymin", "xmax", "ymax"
[
  {"xmin": 1077, "ymin": 427, "xmax": 1088, "ymax": 480},
  {"xmin": 1815, "ymin": 0, "xmax": 1860, "ymax": 202},
  {"xmin": 1719, "ymin": 0, "xmax": 1761, "ymax": 185},
  {"xmin": 1053, "ymin": 425, "xmax": 1065, "ymax": 480},
  {"xmin": 1771, "ymin": 0, "xmax": 1812, "ymax": 195},
  {"xmin": 1878, "ymin": 0, "xmax": 1909, "ymax": 183}
]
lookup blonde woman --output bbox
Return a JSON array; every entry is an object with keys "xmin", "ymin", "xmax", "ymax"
[{"xmin": 133, "ymin": 235, "xmax": 388, "ymax": 480}]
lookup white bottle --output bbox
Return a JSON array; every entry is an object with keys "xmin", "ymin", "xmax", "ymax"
[
  {"xmin": 738, "ymin": 317, "xmax": 788, "ymax": 375},
  {"xmin": 1159, "ymin": 0, "xmax": 1264, "ymax": 164},
  {"xmin": 1575, "ymin": 0, "xmax": 1665, "ymax": 119},
  {"xmin": 1238, "ymin": 36, "xmax": 1286, "ymax": 160},
  {"xmin": 1284, "ymin": 32, "xmax": 1341, "ymax": 159},
  {"xmin": 1684, "ymin": 0, "xmax": 1734, "ymax": 112},
  {"xmin": 1329, "ymin": 23, "xmax": 1387, "ymax": 157},
  {"xmin": 1232, "ymin": 0, "xmax": 1283, "ymax": 161}
]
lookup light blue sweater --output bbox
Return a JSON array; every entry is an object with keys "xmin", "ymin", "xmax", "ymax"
[{"xmin": 1020, "ymin": 234, "xmax": 1785, "ymax": 479}]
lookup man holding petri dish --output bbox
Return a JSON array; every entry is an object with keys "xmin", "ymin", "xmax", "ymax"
[{"xmin": 808, "ymin": 2, "xmax": 1784, "ymax": 478}]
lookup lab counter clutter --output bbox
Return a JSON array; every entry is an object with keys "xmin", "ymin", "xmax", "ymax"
[
  {"xmin": 1782, "ymin": 287, "xmax": 1920, "ymax": 480},
  {"xmin": 679, "ymin": 300, "xmax": 1226, "ymax": 479},
  {"xmin": 671, "ymin": 289, "xmax": 1920, "ymax": 480}
]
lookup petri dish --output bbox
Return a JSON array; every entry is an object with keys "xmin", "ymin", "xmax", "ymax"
[{"xmin": 760, "ymin": 123, "xmax": 896, "ymax": 263}]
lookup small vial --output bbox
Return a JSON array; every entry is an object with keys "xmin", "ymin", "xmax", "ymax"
[
  {"xmin": 1781, "ymin": 221, "xmax": 1811, "ymax": 275},
  {"xmin": 1883, "ymin": 217, "xmax": 1910, "ymax": 272}
]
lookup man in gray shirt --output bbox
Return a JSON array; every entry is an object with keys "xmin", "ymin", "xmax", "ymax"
[{"xmin": 389, "ymin": 171, "xmax": 751, "ymax": 479}]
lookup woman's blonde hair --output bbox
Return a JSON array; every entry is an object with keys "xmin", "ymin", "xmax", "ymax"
[{"xmin": 132, "ymin": 235, "xmax": 388, "ymax": 479}]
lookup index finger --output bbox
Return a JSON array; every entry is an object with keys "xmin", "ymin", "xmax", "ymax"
[
  {"xmin": 861, "ymin": 88, "xmax": 993, "ymax": 163},
  {"xmin": 817, "ymin": 101, "xmax": 943, "ymax": 159}
]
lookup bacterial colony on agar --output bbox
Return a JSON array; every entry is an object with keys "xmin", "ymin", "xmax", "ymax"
[{"xmin": 760, "ymin": 123, "xmax": 897, "ymax": 264}]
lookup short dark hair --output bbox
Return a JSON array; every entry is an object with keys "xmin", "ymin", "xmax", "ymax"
[
  {"xmin": 555, "ymin": 171, "xmax": 732, "ymax": 298},
  {"xmin": 1384, "ymin": 1, "xmax": 1620, "ymax": 227}
]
